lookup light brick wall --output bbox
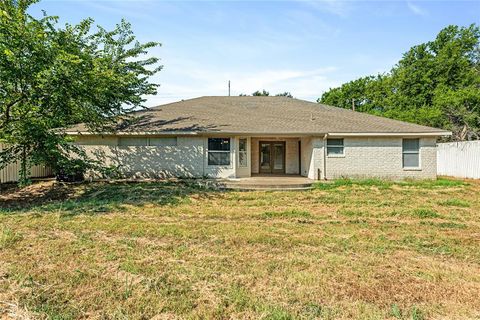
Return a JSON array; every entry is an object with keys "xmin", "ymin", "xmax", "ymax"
[
  {"xmin": 285, "ymin": 139, "xmax": 300, "ymax": 174},
  {"xmin": 310, "ymin": 137, "xmax": 437, "ymax": 180},
  {"xmin": 74, "ymin": 136, "xmax": 118, "ymax": 146},
  {"xmin": 74, "ymin": 135, "xmax": 438, "ymax": 180},
  {"xmin": 310, "ymin": 138, "xmax": 325, "ymax": 180},
  {"xmin": 75, "ymin": 136, "xmax": 237, "ymax": 179},
  {"xmin": 300, "ymin": 137, "xmax": 312, "ymax": 177}
]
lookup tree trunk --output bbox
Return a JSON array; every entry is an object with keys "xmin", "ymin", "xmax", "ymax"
[{"xmin": 18, "ymin": 146, "xmax": 31, "ymax": 186}]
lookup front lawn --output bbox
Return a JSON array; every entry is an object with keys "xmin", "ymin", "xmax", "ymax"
[{"xmin": 1, "ymin": 178, "xmax": 479, "ymax": 319}]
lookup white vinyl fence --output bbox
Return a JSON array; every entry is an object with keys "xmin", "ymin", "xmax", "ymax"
[
  {"xmin": 0, "ymin": 143, "xmax": 54, "ymax": 183},
  {"xmin": 437, "ymin": 140, "xmax": 480, "ymax": 179}
]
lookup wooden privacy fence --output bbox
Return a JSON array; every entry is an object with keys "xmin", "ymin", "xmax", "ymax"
[
  {"xmin": 437, "ymin": 140, "xmax": 480, "ymax": 179},
  {"xmin": 0, "ymin": 143, "xmax": 54, "ymax": 183}
]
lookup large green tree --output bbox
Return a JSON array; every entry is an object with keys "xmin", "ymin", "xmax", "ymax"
[
  {"xmin": 0, "ymin": 0, "xmax": 161, "ymax": 184},
  {"xmin": 319, "ymin": 24, "xmax": 480, "ymax": 141}
]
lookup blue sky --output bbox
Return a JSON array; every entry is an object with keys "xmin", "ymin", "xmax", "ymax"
[{"xmin": 31, "ymin": 0, "xmax": 480, "ymax": 106}]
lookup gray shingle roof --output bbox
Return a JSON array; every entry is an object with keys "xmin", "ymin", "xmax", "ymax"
[{"xmin": 66, "ymin": 96, "xmax": 450, "ymax": 135}]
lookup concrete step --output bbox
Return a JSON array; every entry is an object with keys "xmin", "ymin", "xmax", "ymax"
[{"xmin": 222, "ymin": 183, "xmax": 314, "ymax": 191}]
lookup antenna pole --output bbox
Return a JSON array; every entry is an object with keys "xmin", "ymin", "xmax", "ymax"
[
  {"xmin": 228, "ymin": 80, "xmax": 231, "ymax": 96},
  {"xmin": 352, "ymin": 98, "xmax": 355, "ymax": 111}
]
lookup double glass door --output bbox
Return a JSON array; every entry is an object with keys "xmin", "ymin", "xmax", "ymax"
[{"xmin": 259, "ymin": 141, "xmax": 285, "ymax": 174}]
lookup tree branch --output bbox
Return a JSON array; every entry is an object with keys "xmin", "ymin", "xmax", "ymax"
[{"xmin": 0, "ymin": 95, "xmax": 24, "ymax": 129}]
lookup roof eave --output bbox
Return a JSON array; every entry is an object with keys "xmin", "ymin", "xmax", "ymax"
[
  {"xmin": 326, "ymin": 132, "xmax": 452, "ymax": 137},
  {"xmin": 65, "ymin": 130, "xmax": 452, "ymax": 137}
]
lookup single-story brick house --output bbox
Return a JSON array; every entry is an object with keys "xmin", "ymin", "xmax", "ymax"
[{"xmin": 67, "ymin": 96, "xmax": 451, "ymax": 180}]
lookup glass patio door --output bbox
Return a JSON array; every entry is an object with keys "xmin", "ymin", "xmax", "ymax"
[{"xmin": 259, "ymin": 141, "xmax": 285, "ymax": 174}]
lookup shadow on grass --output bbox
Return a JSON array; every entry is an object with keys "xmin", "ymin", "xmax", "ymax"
[{"xmin": 0, "ymin": 180, "xmax": 222, "ymax": 215}]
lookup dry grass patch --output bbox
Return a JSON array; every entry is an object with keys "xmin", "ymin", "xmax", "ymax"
[{"xmin": 1, "ymin": 178, "xmax": 480, "ymax": 319}]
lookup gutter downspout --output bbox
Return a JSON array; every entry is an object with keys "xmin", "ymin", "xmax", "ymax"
[
  {"xmin": 202, "ymin": 138, "xmax": 206, "ymax": 178},
  {"xmin": 323, "ymin": 133, "xmax": 328, "ymax": 180}
]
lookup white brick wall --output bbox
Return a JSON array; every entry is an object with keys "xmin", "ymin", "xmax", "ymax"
[
  {"xmin": 285, "ymin": 139, "xmax": 300, "ymax": 174},
  {"xmin": 311, "ymin": 138, "xmax": 325, "ymax": 180},
  {"xmin": 309, "ymin": 137, "xmax": 437, "ymax": 180},
  {"xmin": 76, "ymin": 136, "xmax": 237, "ymax": 179},
  {"xmin": 75, "ymin": 135, "xmax": 438, "ymax": 180},
  {"xmin": 300, "ymin": 137, "xmax": 312, "ymax": 178}
]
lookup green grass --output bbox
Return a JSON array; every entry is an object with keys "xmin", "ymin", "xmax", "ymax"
[
  {"xmin": 337, "ymin": 208, "xmax": 368, "ymax": 217},
  {"xmin": 0, "ymin": 226, "xmax": 23, "ymax": 249},
  {"xmin": 438, "ymin": 198, "xmax": 471, "ymax": 207},
  {"xmin": 315, "ymin": 178, "xmax": 393, "ymax": 190},
  {"xmin": 420, "ymin": 221, "xmax": 467, "ymax": 229},
  {"xmin": 262, "ymin": 209, "xmax": 312, "ymax": 219},
  {"xmin": 315, "ymin": 177, "xmax": 467, "ymax": 191},
  {"xmin": 0, "ymin": 178, "xmax": 479, "ymax": 319},
  {"xmin": 403, "ymin": 178, "xmax": 467, "ymax": 189},
  {"xmin": 413, "ymin": 208, "xmax": 440, "ymax": 218}
]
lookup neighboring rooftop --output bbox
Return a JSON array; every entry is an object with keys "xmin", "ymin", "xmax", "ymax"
[{"xmin": 66, "ymin": 96, "xmax": 450, "ymax": 135}]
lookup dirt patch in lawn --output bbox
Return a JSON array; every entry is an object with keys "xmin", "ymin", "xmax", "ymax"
[{"xmin": 0, "ymin": 181, "xmax": 78, "ymax": 209}]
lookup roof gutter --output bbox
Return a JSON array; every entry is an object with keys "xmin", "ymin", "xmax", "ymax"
[
  {"xmin": 64, "ymin": 131, "xmax": 452, "ymax": 137},
  {"xmin": 326, "ymin": 132, "xmax": 452, "ymax": 137},
  {"xmin": 64, "ymin": 131, "xmax": 201, "ymax": 136}
]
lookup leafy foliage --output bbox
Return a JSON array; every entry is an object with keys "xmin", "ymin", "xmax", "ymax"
[
  {"xmin": 275, "ymin": 92, "xmax": 293, "ymax": 98},
  {"xmin": 252, "ymin": 89, "xmax": 270, "ymax": 96},
  {"xmin": 240, "ymin": 90, "xmax": 293, "ymax": 98},
  {"xmin": 319, "ymin": 24, "xmax": 480, "ymax": 140},
  {"xmin": 0, "ymin": 0, "xmax": 161, "ymax": 184}
]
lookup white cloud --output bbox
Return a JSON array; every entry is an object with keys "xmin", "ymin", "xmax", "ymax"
[
  {"xmin": 228, "ymin": 67, "xmax": 338, "ymax": 95},
  {"xmin": 145, "ymin": 63, "xmax": 341, "ymax": 106},
  {"xmin": 406, "ymin": 1, "xmax": 427, "ymax": 16}
]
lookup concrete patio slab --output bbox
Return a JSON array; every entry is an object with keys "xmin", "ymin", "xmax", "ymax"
[{"xmin": 221, "ymin": 174, "xmax": 315, "ymax": 191}]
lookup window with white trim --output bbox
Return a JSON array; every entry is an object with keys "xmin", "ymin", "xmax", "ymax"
[
  {"xmin": 238, "ymin": 138, "xmax": 247, "ymax": 167},
  {"xmin": 327, "ymin": 138, "xmax": 344, "ymax": 156},
  {"xmin": 208, "ymin": 138, "xmax": 231, "ymax": 166},
  {"xmin": 402, "ymin": 138, "xmax": 420, "ymax": 168}
]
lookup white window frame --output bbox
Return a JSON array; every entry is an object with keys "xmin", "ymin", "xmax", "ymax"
[
  {"xmin": 402, "ymin": 138, "xmax": 421, "ymax": 170},
  {"xmin": 238, "ymin": 138, "xmax": 248, "ymax": 168},
  {"xmin": 207, "ymin": 138, "xmax": 231, "ymax": 166},
  {"xmin": 327, "ymin": 138, "xmax": 345, "ymax": 157}
]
